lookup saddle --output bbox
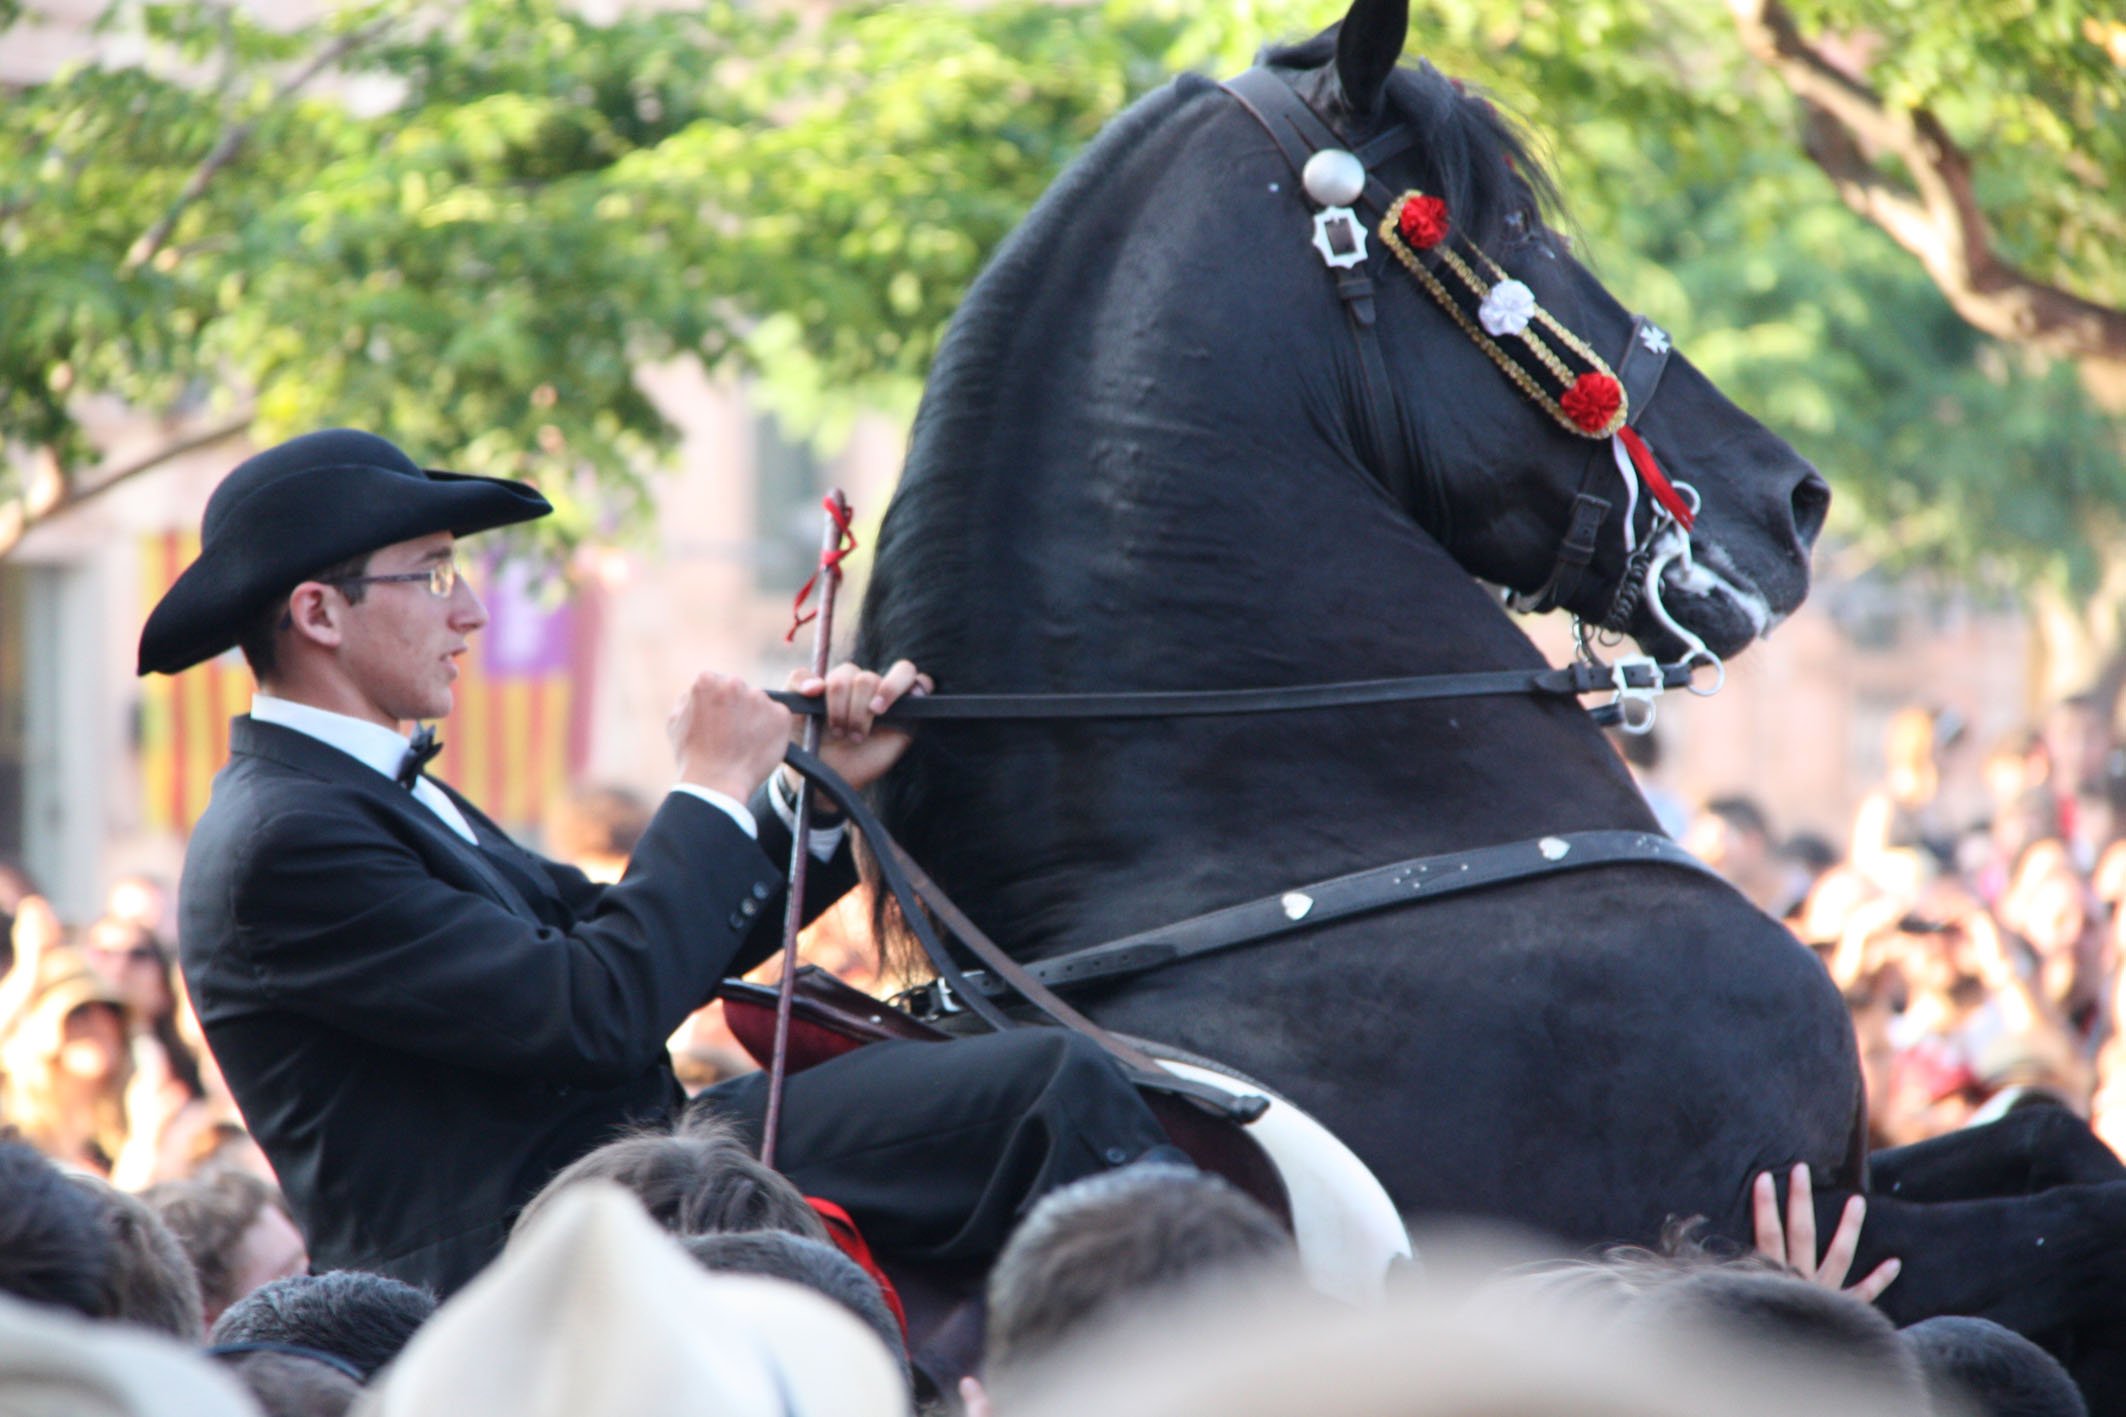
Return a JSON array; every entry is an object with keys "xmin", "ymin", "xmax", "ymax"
[
  {"xmin": 720, "ymin": 967, "xmax": 1292, "ymax": 1221},
  {"xmin": 718, "ymin": 968, "xmax": 1410, "ymax": 1396}
]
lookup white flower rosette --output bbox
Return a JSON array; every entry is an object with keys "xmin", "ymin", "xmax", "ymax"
[{"xmin": 1478, "ymin": 278, "xmax": 1536, "ymax": 337}]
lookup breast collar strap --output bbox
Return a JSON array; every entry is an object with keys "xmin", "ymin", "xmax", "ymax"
[
  {"xmin": 897, "ymin": 827, "xmax": 1714, "ymax": 1015},
  {"xmin": 1221, "ymin": 68, "xmax": 1451, "ymax": 548}
]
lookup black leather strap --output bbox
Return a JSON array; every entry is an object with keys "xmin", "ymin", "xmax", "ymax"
[
  {"xmin": 1223, "ymin": 67, "xmax": 1402, "ymax": 213},
  {"xmin": 1524, "ymin": 491, "xmax": 1612, "ymax": 617},
  {"xmin": 770, "ymin": 659, "xmax": 1691, "ymax": 724},
  {"xmin": 899, "ymin": 828, "xmax": 1714, "ymax": 1013},
  {"xmin": 1615, "ymin": 315, "xmax": 1674, "ymax": 422},
  {"xmin": 1221, "ymin": 68, "xmax": 1447, "ymax": 543}
]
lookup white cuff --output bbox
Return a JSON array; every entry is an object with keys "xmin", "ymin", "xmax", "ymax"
[
  {"xmin": 670, "ymin": 783, "xmax": 758, "ymax": 839},
  {"xmin": 769, "ymin": 770, "xmax": 848, "ymax": 863}
]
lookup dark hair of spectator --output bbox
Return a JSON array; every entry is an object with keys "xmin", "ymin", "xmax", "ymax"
[
  {"xmin": 0, "ymin": 1137, "xmax": 112, "ymax": 1319},
  {"xmin": 74, "ymin": 1173, "xmax": 206, "ymax": 1341},
  {"xmin": 1634, "ymin": 1267, "xmax": 1924, "ymax": 1402},
  {"xmin": 1780, "ymin": 831, "xmax": 1839, "ymax": 878},
  {"xmin": 1703, "ymin": 795, "xmax": 1772, "ymax": 843},
  {"xmin": 983, "ymin": 1162, "xmax": 1296, "ymax": 1384},
  {"xmin": 237, "ymin": 550, "xmax": 370, "ymax": 680},
  {"xmin": 1901, "ymin": 1315, "xmax": 2088, "ymax": 1417},
  {"xmin": 679, "ymin": 1229, "xmax": 908, "ymax": 1383},
  {"xmin": 212, "ymin": 1347, "xmax": 363, "ymax": 1416},
  {"xmin": 145, "ymin": 1166, "xmax": 294, "ymax": 1320},
  {"xmin": 513, "ymin": 1111, "xmax": 829, "ymax": 1244},
  {"xmin": 210, "ymin": 1270, "xmax": 437, "ymax": 1381}
]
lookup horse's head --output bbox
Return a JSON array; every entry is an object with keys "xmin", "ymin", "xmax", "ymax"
[{"xmin": 1260, "ymin": 0, "xmax": 1830, "ymax": 661}]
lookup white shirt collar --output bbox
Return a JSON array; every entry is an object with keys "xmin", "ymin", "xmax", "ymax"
[
  {"xmin": 251, "ymin": 693, "xmax": 423, "ymax": 786},
  {"xmin": 252, "ymin": 692, "xmax": 479, "ymax": 844}
]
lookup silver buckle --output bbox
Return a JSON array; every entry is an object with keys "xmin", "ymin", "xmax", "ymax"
[
  {"xmin": 892, "ymin": 978, "xmax": 965, "ymax": 1022},
  {"xmin": 1311, "ymin": 207, "xmax": 1369, "ymax": 269},
  {"xmin": 1608, "ymin": 654, "xmax": 1663, "ymax": 735}
]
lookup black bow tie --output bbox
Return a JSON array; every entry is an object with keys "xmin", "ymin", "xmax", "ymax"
[{"xmin": 397, "ymin": 725, "xmax": 443, "ymax": 789}]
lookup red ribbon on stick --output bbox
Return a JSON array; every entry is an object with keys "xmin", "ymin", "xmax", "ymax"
[{"xmin": 785, "ymin": 494, "xmax": 859, "ymax": 642}]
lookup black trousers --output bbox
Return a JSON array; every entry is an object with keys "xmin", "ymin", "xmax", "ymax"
[{"xmin": 697, "ymin": 1029, "xmax": 1173, "ymax": 1265}]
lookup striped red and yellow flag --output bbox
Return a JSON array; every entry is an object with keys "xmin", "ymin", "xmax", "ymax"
[
  {"xmin": 138, "ymin": 532, "xmax": 251, "ymax": 834},
  {"xmin": 432, "ymin": 561, "xmax": 595, "ymax": 833}
]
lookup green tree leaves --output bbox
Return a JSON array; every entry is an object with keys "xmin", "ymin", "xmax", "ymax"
[{"xmin": 3, "ymin": 0, "xmax": 2119, "ymax": 610}]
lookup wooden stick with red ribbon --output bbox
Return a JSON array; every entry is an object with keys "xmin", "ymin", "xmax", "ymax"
[{"xmin": 761, "ymin": 489, "xmax": 853, "ymax": 1169}]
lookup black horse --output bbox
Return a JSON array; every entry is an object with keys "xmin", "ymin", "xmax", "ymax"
[{"xmin": 855, "ymin": 0, "xmax": 2126, "ymax": 1397}]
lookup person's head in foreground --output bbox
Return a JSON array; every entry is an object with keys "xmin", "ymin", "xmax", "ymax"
[
  {"xmin": 146, "ymin": 1166, "xmax": 310, "ymax": 1325},
  {"xmin": 355, "ymin": 1182, "xmax": 908, "ymax": 1417},
  {"xmin": 970, "ymin": 1161, "xmax": 1298, "ymax": 1414},
  {"xmin": 677, "ymin": 1229, "xmax": 906, "ymax": 1382},
  {"xmin": 211, "ymin": 1346, "xmax": 362, "ymax": 1417},
  {"xmin": 72, "ymin": 1175, "xmax": 207, "ymax": 1342},
  {"xmin": 0, "ymin": 1288, "xmax": 256, "ymax": 1417},
  {"xmin": 0, "ymin": 1137, "xmax": 111, "ymax": 1320},
  {"xmin": 1009, "ymin": 1256, "xmax": 1941, "ymax": 1417},
  {"xmin": 1902, "ymin": 1315, "xmax": 2087, "ymax": 1417},
  {"xmin": 210, "ymin": 1269, "xmax": 435, "ymax": 1382},
  {"xmin": 509, "ymin": 1110, "xmax": 828, "ymax": 1245}
]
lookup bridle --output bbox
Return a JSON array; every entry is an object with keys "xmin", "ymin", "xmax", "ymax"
[{"xmin": 1219, "ymin": 66, "xmax": 1725, "ymax": 723}]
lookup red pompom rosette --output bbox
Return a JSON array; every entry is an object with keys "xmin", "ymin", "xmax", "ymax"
[
  {"xmin": 1559, "ymin": 371, "xmax": 1624, "ymax": 434},
  {"xmin": 1396, "ymin": 193, "xmax": 1451, "ymax": 250}
]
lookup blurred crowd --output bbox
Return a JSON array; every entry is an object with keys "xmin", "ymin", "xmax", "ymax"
[
  {"xmin": 1652, "ymin": 693, "xmax": 2126, "ymax": 1154},
  {"xmin": 0, "ymin": 1092, "xmax": 2086, "ymax": 1417},
  {"xmin": 0, "ymin": 865, "xmax": 255, "ymax": 1192}
]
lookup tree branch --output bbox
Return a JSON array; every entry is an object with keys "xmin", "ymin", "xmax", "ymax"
[
  {"xmin": 0, "ymin": 411, "xmax": 254, "ymax": 557},
  {"xmin": 123, "ymin": 15, "xmax": 395, "ymax": 271},
  {"xmin": 1727, "ymin": 0, "xmax": 2126, "ymax": 382}
]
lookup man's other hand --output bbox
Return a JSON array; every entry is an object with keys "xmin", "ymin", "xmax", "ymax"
[
  {"xmin": 782, "ymin": 659, "xmax": 933, "ymax": 793},
  {"xmin": 668, "ymin": 672, "xmax": 792, "ymax": 801}
]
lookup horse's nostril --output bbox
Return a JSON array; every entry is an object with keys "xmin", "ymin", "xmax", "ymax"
[{"xmin": 1790, "ymin": 471, "xmax": 1831, "ymax": 546}]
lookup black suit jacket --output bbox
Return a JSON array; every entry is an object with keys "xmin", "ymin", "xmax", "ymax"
[{"xmin": 179, "ymin": 716, "xmax": 855, "ymax": 1294}]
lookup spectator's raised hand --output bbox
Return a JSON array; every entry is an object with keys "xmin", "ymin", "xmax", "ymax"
[{"xmin": 1752, "ymin": 1164, "xmax": 1901, "ymax": 1303}]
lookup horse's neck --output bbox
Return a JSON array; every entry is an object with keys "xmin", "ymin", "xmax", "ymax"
[{"xmin": 881, "ymin": 432, "xmax": 1658, "ymax": 954}]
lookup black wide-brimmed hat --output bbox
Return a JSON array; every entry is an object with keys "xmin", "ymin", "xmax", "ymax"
[{"xmin": 137, "ymin": 429, "xmax": 552, "ymax": 676}]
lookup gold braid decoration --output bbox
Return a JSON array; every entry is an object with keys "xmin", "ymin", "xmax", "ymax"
[{"xmin": 1379, "ymin": 194, "xmax": 1629, "ymax": 439}]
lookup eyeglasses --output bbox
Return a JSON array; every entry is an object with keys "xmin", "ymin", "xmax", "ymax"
[{"xmin": 326, "ymin": 559, "xmax": 462, "ymax": 599}]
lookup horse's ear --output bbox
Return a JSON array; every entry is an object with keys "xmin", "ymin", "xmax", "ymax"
[{"xmin": 1332, "ymin": 0, "xmax": 1409, "ymax": 117}]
